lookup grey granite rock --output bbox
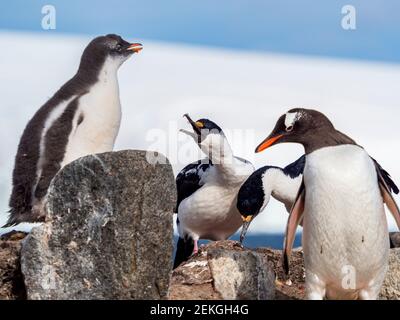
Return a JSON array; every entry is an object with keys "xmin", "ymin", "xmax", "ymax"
[
  {"xmin": 207, "ymin": 245, "xmax": 275, "ymax": 300},
  {"xmin": 0, "ymin": 231, "xmax": 27, "ymax": 300},
  {"xmin": 169, "ymin": 240, "xmax": 276, "ymax": 300},
  {"xmin": 21, "ymin": 150, "xmax": 176, "ymax": 300},
  {"xmin": 380, "ymin": 248, "xmax": 400, "ymax": 300}
]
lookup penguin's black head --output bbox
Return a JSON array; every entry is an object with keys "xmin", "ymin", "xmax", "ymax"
[
  {"xmin": 255, "ymin": 108, "xmax": 336, "ymax": 153},
  {"xmin": 105, "ymin": 34, "xmax": 143, "ymax": 57},
  {"xmin": 79, "ymin": 34, "xmax": 143, "ymax": 70}
]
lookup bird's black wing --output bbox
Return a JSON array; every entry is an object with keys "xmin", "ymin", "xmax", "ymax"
[
  {"xmin": 175, "ymin": 159, "xmax": 213, "ymax": 212},
  {"xmin": 282, "ymin": 155, "xmax": 306, "ymax": 178},
  {"xmin": 371, "ymin": 158, "xmax": 399, "ymax": 194},
  {"xmin": 375, "ymin": 161, "xmax": 400, "ymax": 230}
]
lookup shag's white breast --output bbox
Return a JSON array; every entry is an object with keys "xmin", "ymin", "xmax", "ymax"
[
  {"xmin": 302, "ymin": 144, "xmax": 389, "ymax": 292},
  {"xmin": 178, "ymin": 160, "xmax": 253, "ymax": 241},
  {"xmin": 265, "ymin": 168, "xmax": 302, "ymax": 212}
]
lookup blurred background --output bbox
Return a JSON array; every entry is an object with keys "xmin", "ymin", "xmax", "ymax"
[{"xmin": 0, "ymin": 0, "xmax": 399, "ymax": 248}]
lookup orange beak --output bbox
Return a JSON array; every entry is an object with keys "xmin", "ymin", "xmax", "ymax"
[
  {"xmin": 127, "ymin": 43, "xmax": 143, "ymax": 53},
  {"xmin": 255, "ymin": 134, "xmax": 284, "ymax": 153}
]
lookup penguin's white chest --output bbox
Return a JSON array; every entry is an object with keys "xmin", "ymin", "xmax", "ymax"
[
  {"xmin": 302, "ymin": 145, "xmax": 388, "ymax": 297},
  {"xmin": 62, "ymin": 74, "xmax": 122, "ymax": 166}
]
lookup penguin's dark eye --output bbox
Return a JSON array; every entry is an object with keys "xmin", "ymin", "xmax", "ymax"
[
  {"xmin": 115, "ymin": 44, "xmax": 122, "ymax": 51},
  {"xmin": 286, "ymin": 125, "xmax": 294, "ymax": 132}
]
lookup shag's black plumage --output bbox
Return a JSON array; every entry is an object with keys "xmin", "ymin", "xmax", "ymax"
[
  {"xmin": 195, "ymin": 119, "xmax": 222, "ymax": 133},
  {"xmin": 174, "ymin": 223, "xmax": 195, "ymax": 269},
  {"xmin": 175, "ymin": 159, "xmax": 212, "ymax": 212},
  {"xmin": 236, "ymin": 166, "xmax": 268, "ymax": 219},
  {"xmin": 237, "ymin": 155, "xmax": 306, "ymax": 219}
]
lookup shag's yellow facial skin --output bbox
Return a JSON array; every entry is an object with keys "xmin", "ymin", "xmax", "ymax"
[
  {"xmin": 195, "ymin": 121, "xmax": 204, "ymax": 128},
  {"xmin": 241, "ymin": 215, "xmax": 253, "ymax": 222}
]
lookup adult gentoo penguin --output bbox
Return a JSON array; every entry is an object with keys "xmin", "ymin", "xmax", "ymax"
[
  {"xmin": 255, "ymin": 108, "xmax": 400, "ymax": 299},
  {"xmin": 5, "ymin": 34, "xmax": 143, "ymax": 227},
  {"xmin": 174, "ymin": 114, "xmax": 254, "ymax": 268},
  {"xmin": 237, "ymin": 155, "xmax": 398, "ymax": 244}
]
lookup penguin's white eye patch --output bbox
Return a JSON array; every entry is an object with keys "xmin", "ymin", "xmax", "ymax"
[
  {"xmin": 284, "ymin": 112, "xmax": 298, "ymax": 130},
  {"xmin": 115, "ymin": 44, "xmax": 122, "ymax": 51},
  {"xmin": 286, "ymin": 125, "xmax": 294, "ymax": 132}
]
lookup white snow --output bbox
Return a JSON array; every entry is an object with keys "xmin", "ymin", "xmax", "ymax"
[{"xmin": 0, "ymin": 31, "xmax": 399, "ymax": 235}]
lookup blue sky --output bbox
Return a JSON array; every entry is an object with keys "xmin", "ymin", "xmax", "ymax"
[{"xmin": 0, "ymin": 0, "xmax": 399, "ymax": 63}]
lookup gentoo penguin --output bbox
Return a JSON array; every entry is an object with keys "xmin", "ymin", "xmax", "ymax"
[
  {"xmin": 255, "ymin": 108, "xmax": 400, "ymax": 299},
  {"xmin": 237, "ymin": 155, "xmax": 398, "ymax": 244},
  {"xmin": 174, "ymin": 114, "xmax": 254, "ymax": 268},
  {"xmin": 5, "ymin": 34, "xmax": 143, "ymax": 227}
]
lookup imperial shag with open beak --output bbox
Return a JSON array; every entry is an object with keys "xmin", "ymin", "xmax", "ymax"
[{"xmin": 173, "ymin": 114, "xmax": 254, "ymax": 268}]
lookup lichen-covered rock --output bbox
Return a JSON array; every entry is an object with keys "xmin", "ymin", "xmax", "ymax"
[
  {"xmin": 168, "ymin": 240, "xmax": 275, "ymax": 300},
  {"xmin": 208, "ymin": 247, "xmax": 275, "ymax": 300},
  {"xmin": 21, "ymin": 150, "xmax": 176, "ymax": 300},
  {"xmin": 169, "ymin": 241, "xmax": 400, "ymax": 300},
  {"xmin": 168, "ymin": 250, "xmax": 220, "ymax": 300},
  {"xmin": 0, "ymin": 231, "xmax": 27, "ymax": 300},
  {"xmin": 380, "ymin": 248, "xmax": 400, "ymax": 300},
  {"xmin": 255, "ymin": 247, "xmax": 305, "ymax": 300}
]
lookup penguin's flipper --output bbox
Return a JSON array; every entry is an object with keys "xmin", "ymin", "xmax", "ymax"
[
  {"xmin": 376, "ymin": 166, "xmax": 400, "ymax": 230},
  {"xmin": 283, "ymin": 181, "xmax": 305, "ymax": 275},
  {"xmin": 371, "ymin": 157, "xmax": 399, "ymax": 194},
  {"xmin": 173, "ymin": 236, "xmax": 195, "ymax": 269}
]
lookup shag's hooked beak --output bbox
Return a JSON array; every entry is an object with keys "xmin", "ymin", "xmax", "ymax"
[
  {"xmin": 126, "ymin": 43, "xmax": 143, "ymax": 53},
  {"xmin": 255, "ymin": 134, "xmax": 284, "ymax": 153},
  {"xmin": 239, "ymin": 215, "xmax": 254, "ymax": 244},
  {"xmin": 183, "ymin": 113, "xmax": 202, "ymax": 135}
]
